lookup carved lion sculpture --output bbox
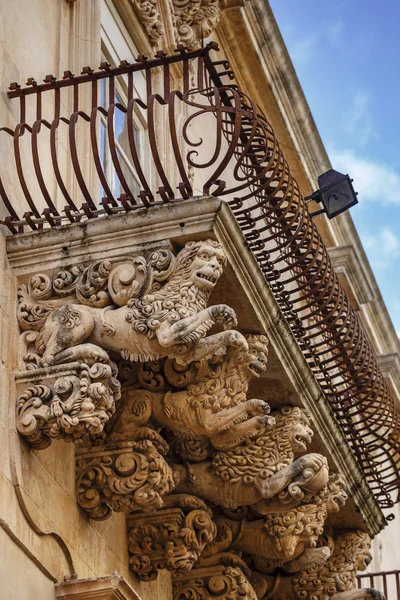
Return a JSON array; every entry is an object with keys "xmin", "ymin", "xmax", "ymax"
[
  {"xmin": 201, "ymin": 475, "xmax": 347, "ymax": 570},
  {"xmin": 250, "ymin": 528, "xmax": 384, "ymax": 600},
  {"xmin": 291, "ymin": 530, "xmax": 385, "ymax": 600},
  {"xmin": 174, "ymin": 406, "xmax": 329, "ymax": 509},
  {"xmin": 17, "ymin": 240, "xmax": 247, "ymax": 367},
  {"xmin": 108, "ymin": 334, "xmax": 275, "ymax": 451}
]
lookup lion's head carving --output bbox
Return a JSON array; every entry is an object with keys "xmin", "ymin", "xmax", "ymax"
[
  {"xmin": 126, "ymin": 240, "xmax": 226, "ymax": 338},
  {"xmin": 293, "ymin": 530, "xmax": 371, "ymax": 599},
  {"xmin": 212, "ymin": 406, "xmax": 313, "ymax": 484}
]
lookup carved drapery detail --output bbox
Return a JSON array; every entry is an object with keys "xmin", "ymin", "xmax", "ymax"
[{"xmin": 127, "ymin": 507, "xmax": 216, "ymax": 580}]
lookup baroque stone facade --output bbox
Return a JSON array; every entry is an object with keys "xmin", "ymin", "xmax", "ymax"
[{"xmin": 13, "ymin": 237, "xmax": 383, "ymax": 599}]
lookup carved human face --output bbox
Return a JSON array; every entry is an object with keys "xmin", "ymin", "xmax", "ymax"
[
  {"xmin": 290, "ymin": 420, "xmax": 314, "ymax": 453},
  {"xmin": 190, "ymin": 243, "xmax": 226, "ymax": 292},
  {"xmin": 245, "ymin": 337, "xmax": 269, "ymax": 378}
]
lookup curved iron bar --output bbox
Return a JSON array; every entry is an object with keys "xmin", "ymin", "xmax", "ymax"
[{"xmin": 1, "ymin": 47, "xmax": 400, "ymax": 508}]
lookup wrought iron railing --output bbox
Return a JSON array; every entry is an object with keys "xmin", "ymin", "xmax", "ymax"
[
  {"xmin": 1, "ymin": 43, "xmax": 399, "ymax": 508},
  {"xmin": 357, "ymin": 570, "xmax": 400, "ymax": 599}
]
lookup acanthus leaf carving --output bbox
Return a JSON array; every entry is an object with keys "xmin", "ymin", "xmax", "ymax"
[{"xmin": 171, "ymin": 0, "xmax": 222, "ymax": 50}]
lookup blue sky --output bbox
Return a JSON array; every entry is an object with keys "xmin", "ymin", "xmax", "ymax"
[{"xmin": 270, "ymin": 0, "xmax": 400, "ymax": 336}]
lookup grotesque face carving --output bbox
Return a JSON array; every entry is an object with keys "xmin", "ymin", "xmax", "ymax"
[
  {"xmin": 289, "ymin": 418, "xmax": 314, "ymax": 453},
  {"xmin": 245, "ymin": 335, "xmax": 269, "ymax": 378},
  {"xmin": 353, "ymin": 532, "xmax": 373, "ymax": 571},
  {"xmin": 189, "ymin": 242, "xmax": 226, "ymax": 292}
]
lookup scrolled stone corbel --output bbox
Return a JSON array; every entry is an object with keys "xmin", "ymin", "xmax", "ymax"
[
  {"xmin": 76, "ymin": 435, "xmax": 175, "ymax": 520},
  {"xmin": 16, "ymin": 361, "xmax": 121, "ymax": 449},
  {"xmin": 173, "ymin": 561, "xmax": 258, "ymax": 600},
  {"xmin": 127, "ymin": 505, "xmax": 217, "ymax": 580}
]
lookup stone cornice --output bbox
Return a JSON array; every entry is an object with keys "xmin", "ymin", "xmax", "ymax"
[
  {"xmin": 327, "ymin": 244, "xmax": 375, "ymax": 306},
  {"xmin": 56, "ymin": 574, "xmax": 142, "ymax": 600}
]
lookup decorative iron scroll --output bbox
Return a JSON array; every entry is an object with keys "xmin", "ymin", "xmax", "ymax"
[{"xmin": 1, "ymin": 43, "xmax": 399, "ymax": 508}]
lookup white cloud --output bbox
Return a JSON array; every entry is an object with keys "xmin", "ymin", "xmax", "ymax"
[
  {"xmin": 360, "ymin": 227, "xmax": 400, "ymax": 270},
  {"xmin": 326, "ymin": 18, "xmax": 345, "ymax": 46},
  {"xmin": 343, "ymin": 92, "xmax": 378, "ymax": 146},
  {"xmin": 284, "ymin": 18, "xmax": 345, "ymax": 69},
  {"xmin": 329, "ymin": 148, "xmax": 400, "ymax": 205}
]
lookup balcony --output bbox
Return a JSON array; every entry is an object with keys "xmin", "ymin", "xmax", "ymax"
[{"xmin": 1, "ymin": 42, "xmax": 400, "ymax": 509}]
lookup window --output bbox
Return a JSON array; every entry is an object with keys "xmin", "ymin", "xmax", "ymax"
[{"xmin": 100, "ymin": 0, "xmax": 148, "ymax": 201}]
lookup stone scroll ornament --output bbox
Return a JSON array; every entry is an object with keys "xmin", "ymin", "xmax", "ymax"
[
  {"xmin": 16, "ymin": 240, "xmax": 248, "ymax": 445},
  {"xmin": 16, "ymin": 362, "xmax": 121, "ymax": 449},
  {"xmin": 76, "ymin": 433, "xmax": 176, "ymax": 520},
  {"xmin": 127, "ymin": 504, "xmax": 217, "ymax": 581}
]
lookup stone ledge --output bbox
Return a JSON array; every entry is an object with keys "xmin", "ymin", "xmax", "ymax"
[{"xmin": 56, "ymin": 574, "xmax": 142, "ymax": 600}]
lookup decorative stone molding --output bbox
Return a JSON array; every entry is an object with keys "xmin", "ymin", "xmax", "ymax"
[
  {"xmin": 173, "ymin": 562, "xmax": 258, "ymax": 600},
  {"xmin": 16, "ymin": 362, "xmax": 120, "ymax": 448},
  {"xmin": 127, "ymin": 506, "xmax": 217, "ymax": 580},
  {"xmin": 129, "ymin": 0, "xmax": 164, "ymax": 46},
  {"xmin": 56, "ymin": 573, "xmax": 141, "ymax": 600},
  {"xmin": 76, "ymin": 436, "xmax": 175, "ymax": 519},
  {"xmin": 171, "ymin": 0, "xmax": 222, "ymax": 49},
  {"xmin": 327, "ymin": 245, "xmax": 375, "ymax": 307}
]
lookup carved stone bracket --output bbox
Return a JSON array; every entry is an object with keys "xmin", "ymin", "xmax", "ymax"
[
  {"xmin": 76, "ymin": 436, "xmax": 175, "ymax": 520},
  {"xmin": 173, "ymin": 563, "xmax": 258, "ymax": 600},
  {"xmin": 127, "ymin": 506, "xmax": 217, "ymax": 581},
  {"xmin": 16, "ymin": 362, "xmax": 121, "ymax": 449}
]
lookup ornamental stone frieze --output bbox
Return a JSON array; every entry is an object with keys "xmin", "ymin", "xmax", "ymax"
[
  {"xmin": 76, "ymin": 435, "xmax": 175, "ymax": 520},
  {"xmin": 16, "ymin": 361, "xmax": 120, "ymax": 449}
]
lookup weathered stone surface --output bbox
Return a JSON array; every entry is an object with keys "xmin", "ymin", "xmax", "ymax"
[
  {"xmin": 127, "ymin": 507, "xmax": 216, "ymax": 581},
  {"xmin": 76, "ymin": 437, "xmax": 176, "ymax": 520},
  {"xmin": 16, "ymin": 362, "xmax": 121, "ymax": 448},
  {"xmin": 173, "ymin": 562, "xmax": 258, "ymax": 600}
]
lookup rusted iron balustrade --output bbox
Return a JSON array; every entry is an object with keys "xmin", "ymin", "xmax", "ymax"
[
  {"xmin": 357, "ymin": 570, "xmax": 400, "ymax": 599},
  {"xmin": 1, "ymin": 43, "xmax": 399, "ymax": 509}
]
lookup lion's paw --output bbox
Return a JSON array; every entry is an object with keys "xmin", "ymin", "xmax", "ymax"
[
  {"xmin": 210, "ymin": 304, "xmax": 238, "ymax": 328},
  {"xmin": 225, "ymin": 330, "xmax": 248, "ymax": 349},
  {"xmin": 247, "ymin": 399, "xmax": 271, "ymax": 416},
  {"xmin": 297, "ymin": 453, "xmax": 327, "ymax": 473}
]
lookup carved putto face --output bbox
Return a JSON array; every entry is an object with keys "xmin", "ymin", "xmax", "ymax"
[
  {"xmin": 245, "ymin": 335, "xmax": 269, "ymax": 378},
  {"xmin": 189, "ymin": 242, "xmax": 226, "ymax": 292}
]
